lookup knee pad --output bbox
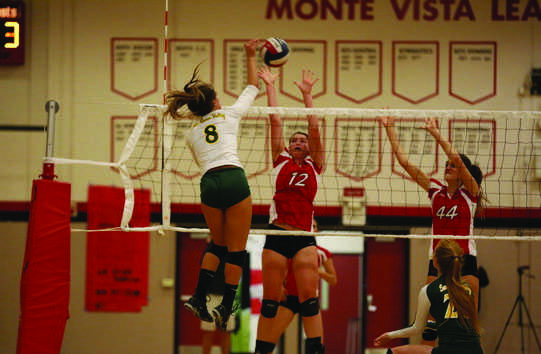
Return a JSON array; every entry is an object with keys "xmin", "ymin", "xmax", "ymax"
[
  {"xmin": 305, "ymin": 337, "xmax": 324, "ymax": 354},
  {"xmin": 260, "ymin": 299, "xmax": 280, "ymax": 318},
  {"xmin": 280, "ymin": 295, "xmax": 300, "ymax": 314},
  {"xmin": 386, "ymin": 349, "xmax": 393, "ymax": 354},
  {"xmin": 226, "ymin": 250, "xmax": 247, "ymax": 267},
  {"xmin": 300, "ymin": 297, "xmax": 320, "ymax": 317},
  {"xmin": 255, "ymin": 340, "xmax": 276, "ymax": 354},
  {"xmin": 206, "ymin": 241, "xmax": 227, "ymax": 260}
]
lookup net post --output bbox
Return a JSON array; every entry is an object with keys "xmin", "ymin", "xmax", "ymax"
[{"xmin": 42, "ymin": 100, "xmax": 60, "ymax": 180}]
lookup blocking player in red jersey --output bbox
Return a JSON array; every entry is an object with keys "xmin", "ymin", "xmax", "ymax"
[
  {"xmin": 254, "ymin": 66, "xmax": 325, "ymax": 354},
  {"xmin": 381, "ymin": 115, "xmax": 486, "ymax": 344}
]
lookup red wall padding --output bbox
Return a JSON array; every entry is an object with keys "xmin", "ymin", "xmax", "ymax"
[{"xmin": 17, "ymin": 179, "xmax": 71, "ymax": 354}]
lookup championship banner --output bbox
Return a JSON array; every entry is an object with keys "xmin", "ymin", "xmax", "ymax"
[{"xmin": 85, "ymin": 185, "xmax": 150, "ymax": 312}]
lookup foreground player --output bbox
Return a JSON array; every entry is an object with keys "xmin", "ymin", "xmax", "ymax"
[
  {"xmin": 165, "ymin": 39, "xmax": 259, "ymax": 329},
  {"xmin": 255, "ymin": 67, "xmax": 325, "ymax": 354},
  {"xmin": 381, "ymin": 116, "xmax": 485, "ymax": 341},
  {"xmin": 374, "ymin": 240, "xmax": 483, "ymax": 354}
]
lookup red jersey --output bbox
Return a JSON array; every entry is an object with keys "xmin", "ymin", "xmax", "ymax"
[
  {"xmin": 284, "ymin": 246, "xmax": 331, "ymax": 296},
  {"xmin": 269, "ymin": 149, "xmax": 322, "ymax": 231},
  {"xmin": 428, "ymin": 179, "xmax": 478, "ymax": 256}
]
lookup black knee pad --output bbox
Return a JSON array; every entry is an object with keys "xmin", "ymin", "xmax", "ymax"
[
  {"xmin": 225, "ymin": 250, "xmax": 247, "ymax": 267},
  {"xmin": 305, "ymin": 337, "xmax": 324, "ymax": 354},
  {"xmin": 300, "ymin": 297, "xmax": 320, "ymax": 317},
  {"xmin": 255, "ymin": 340, "xmax": 276, "ymax": 354},
  {"xmin": 280, "ymin": 295, "xmax": 300, "ymax": 314},
  {"xmin": 206, "ymin": 241, "xmax": 227, "ymax": 260},
  {"xmin": 386, "ymin": 349, "xmax": 393, "ymax": 354},
  {"xmin": 260, "ymin": 299, "xmax": 280, "ymax": 318}
]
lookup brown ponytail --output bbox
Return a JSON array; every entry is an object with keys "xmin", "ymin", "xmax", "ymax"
[
  {"xmin": 459, "ymin": 154, "xmax": 487, "ymax": 217},
  {"xmin": 165, "ymin": 64, "xmax": 216, "ymax": 119},
  {"xmin": 434, "ymin": 240, "xmax": 480, "ymax": 335}
]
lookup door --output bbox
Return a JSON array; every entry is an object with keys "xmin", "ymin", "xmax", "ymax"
[
  {"xmin": 321, "ymin": 254, "xmax": 363, "ymax": 354},
  {"xmin": 363, "ymin": 237, "xmax": 409, "ymax": 352}
]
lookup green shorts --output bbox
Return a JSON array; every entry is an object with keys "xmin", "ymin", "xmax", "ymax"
[{"xmin": 200, "ymin": 167, "xmax": 251, "ymax": 209}]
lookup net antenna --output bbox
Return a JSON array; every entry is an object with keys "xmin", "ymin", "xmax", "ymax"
[{"xmin": 161, "ymin": 0, "xmax": 171, "ymax": 228}]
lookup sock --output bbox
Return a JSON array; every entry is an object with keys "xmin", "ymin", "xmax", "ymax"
[
  {"xmin": 194, "ymin": 269, "xmax": 215, "ymax": 299},
  {"xmin": 221, "ymin": 282, "xmax": 238, "ymax": 309},
  {"xmin": 305, "ymin": 337, "xmax": 324, "ymax": 354}
]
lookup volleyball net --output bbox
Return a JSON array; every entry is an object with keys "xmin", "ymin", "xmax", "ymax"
[{"xmin": 45, "ymin": 104, "xmax": 541, "ymax": 240}]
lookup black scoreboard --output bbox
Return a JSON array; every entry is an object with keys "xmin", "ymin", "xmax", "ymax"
[{"xmin": 0, "ymin": 1, "xmax": 24, "ymax": 65}]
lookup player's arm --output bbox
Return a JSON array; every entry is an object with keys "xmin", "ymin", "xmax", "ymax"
[
  {"xmin": 295, "ymin": 69, "xmax": 324, "ymax": 170},
  {"xmin": 319, "ymin": 257, "xmax": 337, "ymax": 286},
  {"xmin": 374, "ymin": 285, "xmax": 430, "ymax": 346},
  {"xmin": 423, "ymin": 117, "xmax": 479, "ymax": 196},
  {"xmin": 244, "ymin": 39, "xmax": 259, "ymax": 88},
  {"xmin": 381, "ymin": 116, "xmax": 430, "ymax": 192},
  {"xmin": 258, "ymin": 66, "xmax": 284, "ymax": 162}
]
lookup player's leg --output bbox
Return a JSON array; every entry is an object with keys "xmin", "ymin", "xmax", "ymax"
[
  {"xmin": 292, "ymin": 245, "xmax": 324, "ymax": 353},
  {"xmin": 213, "ymin": 195, "xmax": 252, "ymax": 330},
  {"xmin": 255, "ymin": 247, "xmax": 289, "ymax": 354},
  {"xmin": 266, "ymin": 295, "xmax": 298, "ymax": 344},
  {"xmin": 185, "ymin": 203, "xmax": 226, "ymax": 322}
]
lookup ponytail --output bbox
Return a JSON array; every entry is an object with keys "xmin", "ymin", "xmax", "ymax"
[
  {"xmin": 434, "ymin": 240, "xmax": 480, "ymax": 335},
  {"xmin": 165, "ymin": 64, "xmax": 216, "ymax": 119},
  {"xmin": 459, "ymin": 154, "xmax": 487, "ymax": 217}
]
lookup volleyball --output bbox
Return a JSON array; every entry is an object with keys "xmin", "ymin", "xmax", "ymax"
[{"xmin": 260, "ymin": 37, "xmax": 290, "ymax": 67}]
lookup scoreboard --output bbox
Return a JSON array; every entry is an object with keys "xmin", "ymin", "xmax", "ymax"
[{"xmin": 0, "ymin": 1, "xmax": 24, "ymax": 65}]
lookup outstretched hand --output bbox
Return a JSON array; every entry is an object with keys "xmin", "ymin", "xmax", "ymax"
[
  {"xmin": 257, "ymin": 66, "xmax": 278, "ymax": 86},
  {"xmin": 373, "ymin": 332, "xmax": 392, "ymax": 346},
  {"xmin": 421, "ymin": 117, "xmax": 439, "ymax": 136},
  {"xmin": 294, "ymin": 69, "xmax": 319, "ymax": 95},
  {"xmin": 244, "ymin": 39, "xmax": 261, "ymax": 57}
]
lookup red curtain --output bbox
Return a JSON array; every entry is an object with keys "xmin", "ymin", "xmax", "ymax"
[{"xmin": 85, "ymin": 186, "xmax": 150, "ymax": 312}]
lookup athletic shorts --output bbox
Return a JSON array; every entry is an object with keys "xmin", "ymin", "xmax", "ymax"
[
  {"xmin": 200, "ymin": 294, "xmax": 236, "ymax": 332},
  {"xmin": 264, "ymin": 225, "xmax": 316, "ymax": 259},
  {"xmin": 200, "ymin": 167, "xmax": 250, "ymax": 209},
  {"xmin": 428, "ymin": 254, "xmax": 478, "ymax": 277}
]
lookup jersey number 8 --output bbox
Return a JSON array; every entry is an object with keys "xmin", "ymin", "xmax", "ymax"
[{"xmin": 204, "ymin": 125, "xmax": 219, "ymax": 144}]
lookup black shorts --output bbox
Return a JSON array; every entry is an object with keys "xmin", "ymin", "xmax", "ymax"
[
  {"xmin": 264, "ymin": 225, "xmax": 316, "ymax": 259},
  {"xmin": 200, "ymin": 167, "xmax": 250, "ymax": 209},
  {"xmin": 428, "ymin": 254, "xmax": 478, "ymax": 277}
]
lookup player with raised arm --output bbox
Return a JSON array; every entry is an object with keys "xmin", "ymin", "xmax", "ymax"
[
  {"xmin": 165, "ymin": 39, "xmax": 259, "ymax": 330},
  {"xmin": 255, "ymin": 66, "xmax": 325, "ymax": 354},
  {"xmin": 381, "ymin": 115, "xmax": 485, "ymax": 342}
]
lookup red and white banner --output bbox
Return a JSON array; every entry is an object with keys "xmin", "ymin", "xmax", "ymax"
[{"xmin": 85, "ymin": 186, "xmax": 150, "ymax": 312}]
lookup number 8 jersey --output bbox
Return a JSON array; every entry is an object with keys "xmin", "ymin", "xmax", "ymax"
[
  {"xmin": 428, "ymin": 178, "xmax": 478, "ymax": 256},
  {"xmin": 186, "ymin": 85, "xmax": 259, "ymax": 174},
  {"xmin": 269, "ymin": 149, "xmax": 322, "ymax": 232}
]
